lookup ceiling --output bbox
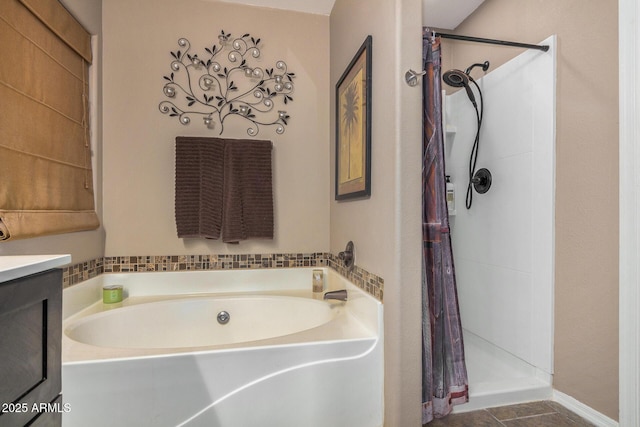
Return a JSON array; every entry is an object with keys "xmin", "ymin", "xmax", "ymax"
[
  {"xmin": 422, "ymin": 0, "xmax": 485, "ymax": 29},
  {"xmin": 215, "ymin": 0, "xmax": 335, "ymax": 16},
  {"xmin": 216, "ymin": 0, "xmax": 484, "ymax": 29}
]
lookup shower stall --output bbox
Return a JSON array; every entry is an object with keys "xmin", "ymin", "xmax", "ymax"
[{"xmin": 443, "ymin": 35, "xmax": 556, "ymax": 411}]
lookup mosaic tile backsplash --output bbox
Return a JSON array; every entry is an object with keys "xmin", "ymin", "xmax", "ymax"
[
  {"xmin": 63, "ymin": 257, "xmax": 104, "ymax": 288},
  {"xmin": 62, "ymin": 252, "xmax": 384, "ymax": 301}
]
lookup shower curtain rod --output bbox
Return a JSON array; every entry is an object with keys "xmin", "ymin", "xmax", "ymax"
[
  {"xmin": 430, "ymin": 31, "xmax": 549, "ymax": 52},
  {"xmin": 405, "ymin": 31, "xmax": 549, "ymax": 87}
]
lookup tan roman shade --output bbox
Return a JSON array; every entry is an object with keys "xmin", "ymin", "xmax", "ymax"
[{"xmin": 0, "ymin": 0, "xmax": 99, "ymax": 241}]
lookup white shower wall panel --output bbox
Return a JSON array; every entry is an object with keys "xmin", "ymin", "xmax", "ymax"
[
  {"xmin": 445, "ymin": 36, "xmax": 555, "ymax": 375},
  {"xmin": 457, "ymin": 259, "xmax": 534, "ymax": 361},
  {"xmin": 451, "ymin": 152, "xmax": 534, "ymax": 272}
]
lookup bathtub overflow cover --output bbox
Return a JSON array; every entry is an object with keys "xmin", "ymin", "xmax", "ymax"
[{"xmin": 217, "ymin": 311, "xmax": 230, "ymax": 325}]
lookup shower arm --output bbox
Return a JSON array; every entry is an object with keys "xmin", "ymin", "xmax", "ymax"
[{"xmin": 465, "ymin": 61, "xmax": 490, "ymax": 75}]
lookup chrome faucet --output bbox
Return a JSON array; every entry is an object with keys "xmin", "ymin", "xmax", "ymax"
[{"xmin": 323, "ymin": 289, "xmax": 348, "ymax": 301}]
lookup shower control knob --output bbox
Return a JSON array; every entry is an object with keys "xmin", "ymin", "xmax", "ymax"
[
  {"xmin": 471, "ymin": 168, "xmax": 492, "ymax": 194},
  {"xmin": 338, "ymin": 241, "xmax": 355, "ymax": 271}
]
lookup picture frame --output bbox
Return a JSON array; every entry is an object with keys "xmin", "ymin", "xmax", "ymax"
[{"xmin": 335, "ymin": 35, "xmax": 372, "ymax": 200}]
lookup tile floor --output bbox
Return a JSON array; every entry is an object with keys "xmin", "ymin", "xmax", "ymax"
[{"xmin": 426, "ymin": 401, "xmax": 596, "ymax": 427}]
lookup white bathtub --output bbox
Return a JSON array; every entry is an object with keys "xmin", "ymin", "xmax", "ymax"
[{"xmin": 62, "ymin": 267, "xmax": 383, "ymax": 427}]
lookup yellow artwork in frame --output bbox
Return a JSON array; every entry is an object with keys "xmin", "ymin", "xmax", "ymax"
[{"xmin": 335, "ymin": 36, "xmax": 372, "ymax": 200}]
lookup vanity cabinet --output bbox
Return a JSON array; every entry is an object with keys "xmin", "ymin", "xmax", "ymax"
[{"xmin": 0, "ymin": 268, "xmax": 63, "ymax": 427}]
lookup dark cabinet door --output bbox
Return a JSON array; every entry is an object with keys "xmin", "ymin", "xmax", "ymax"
[{"xmin": 0, "ymin": 269, "xmax": 62, "ymax": 427}]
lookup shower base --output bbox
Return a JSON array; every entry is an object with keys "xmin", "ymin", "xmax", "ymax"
[{"xmin": 454, "ymin": 330, "xmax": 552, "ymax": 413}]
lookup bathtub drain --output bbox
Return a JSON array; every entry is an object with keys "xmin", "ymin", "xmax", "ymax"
[{"xmin": 217, "ymin": 311, "xmax": 230, "ymax": 325}]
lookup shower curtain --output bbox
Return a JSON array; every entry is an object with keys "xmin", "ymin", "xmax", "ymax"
[{"xmin": 422, "ymin": 30, "xmax": 469, "ymax": 424}]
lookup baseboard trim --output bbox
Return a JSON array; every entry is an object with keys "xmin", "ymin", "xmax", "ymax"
[{"xmin": 552, "ymin": 390, "xmax": 618, "ymax": 427}]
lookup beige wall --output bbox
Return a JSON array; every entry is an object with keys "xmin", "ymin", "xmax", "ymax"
[
  {"xmin": 0, "ymin": 0, "xmax": 105, "ymax": 264},
  {"xmin": 2, "ymin": 0, "xmax": 329, "ymax": 260},
  {"xmin": 330, "ymin": 0, "xmax": 423, "ymax": 425},
  {"xmin": 101, "ymin": 0, "xmax": 330, "ymax": 256},
  {"xmin": 435, "ymin": 0, "xmax": 619, "ymax": 419}
]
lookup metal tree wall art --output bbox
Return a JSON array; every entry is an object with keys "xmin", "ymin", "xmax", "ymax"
[{"xmin": 159, "ymin": 31, "xmax": 294, "ymax": 136}]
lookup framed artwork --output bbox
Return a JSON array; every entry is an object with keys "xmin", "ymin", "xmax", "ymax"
[{"xmin": 335, "ymin": 35, "xmax": 372, "ymax": 200}]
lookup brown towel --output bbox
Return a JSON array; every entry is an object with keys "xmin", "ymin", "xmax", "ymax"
[
  {"xmin": 174, "ymin": 137, "xmax": 273, "ymax": 243},
  {"xmin": 222, "ymin": 139, "xmax": 274, "ymax": 243},
  {"xmin": 175, "ymin": 137, "xmax": 225, "ymax": 239}
]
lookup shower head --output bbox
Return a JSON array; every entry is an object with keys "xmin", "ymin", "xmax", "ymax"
[
  {"xmin": 442, "ymin": 69, "xmax": 477, "ymax": 107},
  {"xmin": 442, "ymin": 69, "xmax": 469, "ymax": 87}
]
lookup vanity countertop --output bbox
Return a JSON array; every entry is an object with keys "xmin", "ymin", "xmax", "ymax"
[{"xmin": 0, "ymin": 255, "xmax": 71, "ymax": 283}]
